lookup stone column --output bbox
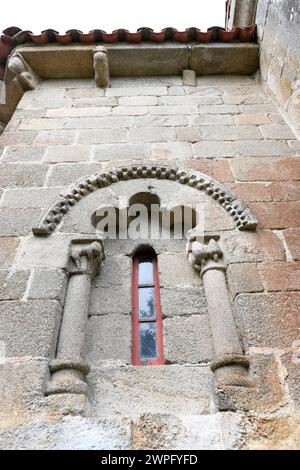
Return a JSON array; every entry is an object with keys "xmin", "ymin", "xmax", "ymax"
[
  {"xmin": 226, "ymin": 0, "xmax": 258, "ymax": 29},
  {"xmin": 47, "ymin": 240, "xmax": 105, "ymax": 395},
  {"xmin": 187, "ymin": 237, "xmax": 250, "ymax": 387}
]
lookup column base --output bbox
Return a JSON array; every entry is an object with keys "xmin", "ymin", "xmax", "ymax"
[
  {"xmin": 46, "ymin": 357, "xmax": 90, "ymax": 396},
  {"xmin": 211, "ymin": 354, "xmax": 255, "ymax": 411},
  {"xmin": 211, "ymin": 353, "xmax": 251, "ymax": 387}
]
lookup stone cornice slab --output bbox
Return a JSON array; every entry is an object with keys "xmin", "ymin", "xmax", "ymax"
[{"xmin": 0, "ymin": 42, "xmax": 259, "ymax": 124}]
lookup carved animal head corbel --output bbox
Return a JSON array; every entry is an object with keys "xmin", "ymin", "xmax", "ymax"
[
  {"xmin": 93, "ymin": 46, "xmax": 110, "ymax": 88},
  {"xmin": 8, "ymin": 52, "xmax": 40, "ymax": 92}
]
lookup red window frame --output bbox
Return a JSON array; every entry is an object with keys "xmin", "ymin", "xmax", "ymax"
[{"xmin": 132, "ymin": 253, "xmax": 164, "ymax": 366}]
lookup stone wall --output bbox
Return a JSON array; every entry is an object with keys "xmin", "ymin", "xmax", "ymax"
[
  {"xmin": 0, "ymin": 75, "xmax": 299, "ymax": 449},
  {"xmin": 256, "ymin": 0, "xmax": 300, "ymax": 138}
]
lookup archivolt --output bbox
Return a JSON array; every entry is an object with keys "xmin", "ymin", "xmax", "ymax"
[{"xmin": 32, "ymin": 165, "xmax": 257, "ymax": 236}]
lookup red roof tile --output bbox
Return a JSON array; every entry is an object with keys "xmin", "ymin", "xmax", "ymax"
[{"xmin": 0, "ymin": 25, "xmax": 257, "ymax": 80}]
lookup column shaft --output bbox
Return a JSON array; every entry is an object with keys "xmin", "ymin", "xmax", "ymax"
[
  {"xmin": 56, "ymin": 273, "xmax": 91, "ymax": 358},
  {"xmin": 202, "ymin": 268, "xmax": 242, "ymax": 357}
]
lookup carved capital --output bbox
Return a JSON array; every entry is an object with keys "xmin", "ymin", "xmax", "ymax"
[
  {"xmin": 69, "ymin": 240, "xmax": 105, "ymax": 279},
  {"xmin": 8, "ymin": 52, "xmax": 39, "ymax": 92},
  {"xmin": 187, "ymin": 238, "xmax": 225, "ymax": 275},
  {"xmin": 93, "ymin": 46, "xmax": 110, "ymax": 88}
]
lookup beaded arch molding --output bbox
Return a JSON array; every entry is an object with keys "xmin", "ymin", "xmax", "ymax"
[{"xmin": 32, "ymin": 165, "xmax": 257, "ymax": 236}]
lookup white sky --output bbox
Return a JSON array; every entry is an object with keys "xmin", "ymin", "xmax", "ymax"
[{"xmin": 1, "ymin": 0, "xmax": 226, "ymax": 34}]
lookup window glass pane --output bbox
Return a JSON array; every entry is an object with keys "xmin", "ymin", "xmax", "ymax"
[
  {"xmin": 138, "ymin": 259, "xmax": 153, "ymax": 285},
  {"xmin": 139, "ymin": 322, "xmax": 157, "ymax": 360},
  {"xmin": 138, "ymin": 287, "xmax": 156, "ymax": 319}
]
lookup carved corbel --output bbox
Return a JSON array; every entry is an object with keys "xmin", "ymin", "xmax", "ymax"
[
  {"xmin": 93, "ymin": 46, "xmax": 110, "ymax": 88},
  {"xmin": 46, "ymin": 239, "xmax": 105, "ymax": 396},
  {"xmin": 187, "ymin": 233, "xmax": 251, "ymax": 402},
  {"xmin": 8, "ymin": 52, "xmax": 40, "ymax": 92}
]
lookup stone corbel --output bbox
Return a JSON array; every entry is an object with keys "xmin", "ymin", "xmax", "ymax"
[
  {"xmin": 7, "ymin": 52, "xmax": 40, "ymax": 92},
  {"xmin": 187, "ymin": 233, "xmax": 251, "ymax": 403},
  {"xmin": 46, "ymin": 239, "xmax": 105, "ymax": 396},
  {"xmin": 93, "ymin": 46, "xmax": 110, "ymax": 88}
]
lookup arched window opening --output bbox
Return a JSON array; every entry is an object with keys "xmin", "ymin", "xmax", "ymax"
[{"xmin": 132, "ymin": 248, "xmax": 164, "ymax": 366}]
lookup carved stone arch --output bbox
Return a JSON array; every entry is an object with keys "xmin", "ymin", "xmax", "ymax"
[{"xmin": 32, "ymin": 165, "xmax": 257, "ymax": 236}]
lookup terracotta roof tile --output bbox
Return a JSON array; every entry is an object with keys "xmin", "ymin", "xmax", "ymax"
[{"xmin": 0, "ymin": 25, "xmax": 257, "ymax": 80}]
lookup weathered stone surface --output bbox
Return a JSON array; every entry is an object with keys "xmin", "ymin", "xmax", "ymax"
[
  {"xmin": 283, "ymin": 229, "xmax": 300, "ymax": 261},
  {"xmin": 64, "ymin": 87, "xmax": 104, "ymax": 98},
  {"xmin": 197, "ymin": 104, "xmax": 239, "ymax": 114},
  {"xmin": 128, "ymin": 127, "xmax": 176, "ymax": 143},
  {"xmin": 281, "ymin": 351, "xmax": 300, "ymax": 407},
  {"xmin": 1, "ymin": 147, "xmax": 45, "ymax": 163},
  {"xmin": 28, "ymin": 268, "xmax": 67, "ymax": 304},
  {"xmin": 135, "ymin": 115, "xmax": 187, "ymax": 127},
  {"xmin": 160, "ymin": 96, "xmax": 222, "ymax": 106},
  {"xmin": 72, "ymin": 97, "xmax": 117, "ymax": 107},
  {"xmin": 63, "ymin": 117, "xmax": 135, "ymax": 129},
  {"xmin": 0, "ymin": 416, "xmax": 132, "ymax": 450},
  {"xmin": 160, "ymin": 286, "xmax": 207, "ymax": 317},
  {"xmin": 234, "ymin": 113, "xmax": 272, "ymax": 125},
  {"xmin": 44, "ymin": 145, "xmax": 92, "ymax": 163},
  {"xmin": 268, "ymin": 181, "xmax": 300, "ymax": 202},
  {"xmin": 259, "ymin": 125, "xmax": 295, "ymax": 140},
  {"xmin": 118, "ymin": 96, "xmax": 159, "ymax": 106},
  {"xmin": 0, "ymin": 300, "xmax": 62, "ymax": 357},
  {"xmin": 107, "ymin": 86, "xmax": 168, "ymax": 97},
  {"xmin": 0, "ymin": 188, "xmax": 61, "ymax": 209},
  {"xmin": 0, "ymin": 164, "xmax": 48, "ymax": 188},
  {"xmin": 0, "ymin": 270, "xmax": 29, "ymax": 300},
  {"xmin": 89, "ymin": 284, "xmax": 131, "ymax": 316},
  {"xmin": 0, "ymin": 131, "xmax": 37, "ymax": 147},
  {"xmin": 215, "ymin": 353, "xmax": 286, "ymax": 413},
  {"xmin": 0, "ymin": 208, "xmax": 42, "ymax": 236},
  {"xmin": 46, "ymin": 162, "xmax": 103, "ymax": 186},
  {"xmin": 88, "ymin": 365, "xmax": 213, "ymax": 417},
  {"xmin": 221, "ymin": 230, "xmax": 285, "ymax": 263},
  {"xmin": 158, "ymin": 253, "xmax": 200, "ymax": 287},
  {"xmin": 249, "ymin": 202, "xmax": 300, "ymax": 229},
  {"xmin": 151, "ymin": 142, "xmax": 192, "ymax": 158},
  {"xmin": 84, "ymin": 314, "xmax": 131, "ymax": 364},
  {"xmin": 182, "ymin": 69, "xmax": 197, "ymax": 86},
  {"xmin": 227, "ymin": 263, "xmax": 263, "ymax": 299},
  {"xmin": 46, "ymin": 107, "xmax": 111, "ymax": 117},
  {"xmin": 33, "ymin": 130, "xmax": 77, "ymax": 146},
  {"xmin": 258, "ymin": 261, "xmax": 300, "ymax": 291},
  {"xmin": 19, "ymin": 89, "xmax": 71, "ymax": 109},
  {"xmin": 188, "ymin": 159, "xmax": 234, "ymax": 182},
  {"xmin": 235, "ymin": 293, "xmax": 300, "ymax": 349},
  {"xmin": 94, "ymin": 143, "xmax": 150, "ymax": 161},
  {"xmin": 0, "ymin": 359, "xmax": 49, "ymax": 422},
  {"xmin": 193, "ymin": 141, "xmax": 235, "ymax": 157},
  {"xmin": 228, "ymin": 182, "xmax": 272, "ymax": 202},
  {"xmin": 112, "ymin": 106, "xmax": 148, "ymax": 116},
  {"xmin": 176, "ymin": 127, "xmax": 202, "ymax": 142},
  {"xmin": 163, "ymin": 315, "xmax": 213, "ymax": 364},
  {"xmin": 189, "ymin": 114, "xmax": 234, "ymax": 126},
  {"xmin": 15, "ymin": 234, "xmax": 71, "ymax": 270},
  {"xmin": 232, "ymin": 140, "xmax": 291, "ymax": 157},
  {"xmin": 78, "ymin": 129, "xmax": 127, "ymax": 144},
  {"xmin": 0, "ymin": 237, "xmax": 20, "ymax": 268},
  {"xmin": 132, "ymin": 412, "xmax": 241, "ymax": 450},
  {"xmin": 148, "ymin": 105, "xmax": 198, "ymax": 115},
  {"xmin": 200, "ymin": 126, "xmax": 262, "ymax": 141},
  {"xmin": 231, "ymin": 157, "xmax": 300, "ymax": 181},
  {"xmin": 93, "ymin": 255, "xmax": 131, "ymax": 288}
]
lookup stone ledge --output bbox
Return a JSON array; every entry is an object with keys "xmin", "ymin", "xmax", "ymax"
[
  {"xmin": 14, "ymin": 43, "xmax": 259, "ymax": 78},
  {"xmin": 0, "ymin": 42, "xmax": 259, "ymax": 124}
]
